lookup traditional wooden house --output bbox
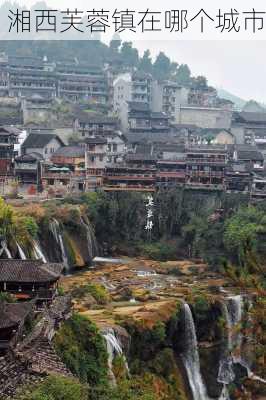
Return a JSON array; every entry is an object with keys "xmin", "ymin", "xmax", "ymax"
[
  {"xmin": 185, "ymin": 145, "xmax": 228, "ymax": 187},
  {"xmin": 21, "ymin": 132, "xmax": 64, "ymax": 161},
  {"xmin": 0, "ymin": 126, "xmax": 20, "ymax": 176},
  {"xmin": 0, "ymin": 259, "xmax": 63, "ymax": 303},
  {"xmin": 0, "ymin": 301, "xmax": 34, "ymax": 353},
  {"xmin": 14, "ymin": 152, "xmax": 43, "ymax": 185}
]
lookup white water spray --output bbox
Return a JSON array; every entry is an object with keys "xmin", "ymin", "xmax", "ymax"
[
  {"xmin": 182, "ymin": 303, "xmax": 210, "ymax": 400},
  {"xmin": 16, "ymin": 242, "xmax": 27, "ymax": 260},
  {"xmin": 49, "ymin": 219, "xmax": 70, "ymax": 272},
  {"xmin": 33, "ymin": 240, "xmax": 47, "ymax": 263},
  {"xmin": 102, "ymin": 328, "xmax": 129, "ymax": 386}
]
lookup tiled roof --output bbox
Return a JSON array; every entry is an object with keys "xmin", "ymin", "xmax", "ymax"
[
  {"xmin": 52, "ymin": 146, "xmax": 85, "ymax": 158},
  {"xmin": 0, "ymin": 259, "xmax": 63, "ymax": 283},
  {"xmin": 84, "ymin": 137, "xmax": 107, "ymax": 145},
  {"xmin": 22, "ymin": 133, "xmax": 63, "ymax": 149},
  {"xmin": 0, "ymin": 301, "xmax": 33, "ymax": 329},
  {"xmin": 234, "ymin": 111, "xmax": 266, "ymax": 124}
]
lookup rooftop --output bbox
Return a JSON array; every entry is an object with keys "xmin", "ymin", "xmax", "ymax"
[
  {"xmin": 0, "ymin": 259, "xmax": 63, "ymax": 283},
  {"xmin": 0, "ymin": 301, "xmax": 33, "ymax": 329},
  {"xmin": 52, "ymin": 145, "xmax": 85, "ymax": 158},
  {"xmin": 84, "ymin": 137, "xmax": 107, "ymax": 145},
  {"xmin": 22, "ymin": 133, "xmax": 64, "ymax": 149}
]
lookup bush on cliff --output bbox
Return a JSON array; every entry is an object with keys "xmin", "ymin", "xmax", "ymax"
[
  {"xmin": 54, "ymin": 314, "xmax": 108, "ymax": 385},
  {"xmin": 16, "ymin": 375, "xmax": 87, "ymax": 400}
]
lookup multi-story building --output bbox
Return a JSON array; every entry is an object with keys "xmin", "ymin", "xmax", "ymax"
[
  {"xmin": 104, "ymin": 153, "xmax": 156, "ymax": 191},
  {"xmin": 185, "ymin": 145, "xmax": 228, "ymax": 187},
  {"xmin": 113, "ymin": 73, "xmax": 132, "ymax": 115},
  {"xmin": 7, "ymin": 56, "xmax": 57, "ymax": 99},
  {"xmin": 152, "ymin": 81, "xmax": 189, "ymax": 122},
  {"xmin": 77, "ymin": 114, "xmax": 119, "ymax": 137},
  {"xmin": 57, "ymin": 63, "xmax": 110, "ymax": 106},
  {"xmin": 85, "ymin": 137, "xmax": 108, "ymax": 189},
  {"xmin": 128, "ymin": 102, "xmax": 170, "ymax": 133},
  {"xmin": 131, "ymin": 72, "xmax": 152, "ymax": 105},
  {"xmin": 0, "ymin": 126, "xmax": 20, "ymax": 176},
  {"xmin": 0, "ymin": 54, "xmax": 112, "ymax": 106}
]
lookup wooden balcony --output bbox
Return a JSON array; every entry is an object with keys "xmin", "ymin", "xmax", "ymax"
[{"xmin": 103, "ymin": 185, "xmax": 155, "ymax": 192}]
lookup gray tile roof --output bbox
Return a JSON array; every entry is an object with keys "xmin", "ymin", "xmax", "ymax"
[
  {"xmin": 22, "ymin": 133, "xmax": 63, "ymax": 149},
  {"xmin": 0, "ymin": 260, "xmax": 63, "ymax": 283}
]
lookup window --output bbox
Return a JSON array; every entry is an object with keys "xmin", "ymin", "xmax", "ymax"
[
  {"xmin": 99, "ymin": 155, "xmax": 103, "ymax": 162},
  {"xmin": 113, "ymin": 144, "xmax": 117, "ymax": 152},
  {"xmin": 90, "ymin": 156, "xmax": 95, "ymax": 162},
  {"xmin": 44, "ymin": 148, "xmax": 48, "ymax": 154}
]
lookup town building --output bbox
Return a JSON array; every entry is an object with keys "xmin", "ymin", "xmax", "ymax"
[
  {"xmin": 0, "ymin": 301, "xmax": 34, "ymax": 354},
  {"xmin": 113, "ymin": 73, "xmax": 132, "ymax": 115},
  {"xmin": 14, "ymin": 152, "xmax": 43, "ymax": 186},
  {"xmin": 231, "ymin": 111, "xmax": 266, "ymax": 145},
  {"xmin": 0, "ymin": 126, "xmax": 20, "ymax": 176},
  {"xmin": 185, "ymin": 145, "xmax": 228, "ymax": 187},
  {"xmin": 56, "ymin": 63, "xmax": 111, "ymax": 106},
  {"xmin": 21, "ymin": 132, "xmax": 64, "ymax": 161},
  {"xmin": 40, "ymin": 145, "xmax": 86, "ymax": 192},
  {"xmin": 0, "ymin": 259, "xmax": 63, "ymax": 303},
  {"xmin": 85, "ymin": 137, "xmax": 108, "ymax": 189},
  {"xmin": 131, "ymin": 72, "xmax": 152, "ymax": 105},
  {"xmin": 7, "ymin": 56, "xmax": 57, "ymax": 99},
  {"xmin": 152, "ymin": 81, "xmax": 189, "ymax": 122},
  {"xmin": 233, "ymin": 145, "xmax": 264, "ymax": 172}
]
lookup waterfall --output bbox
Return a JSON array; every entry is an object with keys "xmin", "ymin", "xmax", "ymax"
[
  {"xmin": 0, "ymin": 239, "xmax": 12, "ymax": 258},
  {"xmin": 32, "ymin": 240, "xmax": 47, "ymax": 263},
  {"xmin": 182, "ymin": 303, "xmax": 210, "ymax": 400},
  {"xmin": 16, "ymin": 242, "xmax": 26, "ymax": 260},
  {"xmin": 218, "ymin": 295, "xmax": 266, "ymax": 398},
  {"xmin": 80, "ymin": 217, "xmax": 99, "ymax": 262},
  {"xmin": 49, "ymin": 219, "xmax": 70, "ymax": 272},
  {"xmin": 102, "ymin": 328, "xmax": 129, "ymax": 386}
]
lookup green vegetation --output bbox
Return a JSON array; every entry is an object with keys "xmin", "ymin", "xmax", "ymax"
[
  {"xmin": 0, "ymin": 197, "xmax": 38, "ymax": 250},
  {"xmin": 54, "ymin": 314, "xmax": 108, "ymax": 385},
  {"xmin": 16, "ymin": 375, "xmax": 87, "ymax": 400},
  {"xmin": 71, "ymin": 283, "xmax": 110, "ymax": 305}
]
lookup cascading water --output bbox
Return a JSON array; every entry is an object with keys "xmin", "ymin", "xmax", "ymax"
[
  {"xmin": 32, "ymin": 240, "xmax": 47, "ymax": 263},
  {"xmin": 49, "ymin": 219, "xmax": 70, "ymax": 272},
  {"xmin": 16, "ymin": 242, "xmax": 27, "ymax": 260},
  {"xmin": 0, "ymin": 239, "xmax": 12, "ymax": 258},
  {"xmin": 102, "ymin": 328, "xmax": 129, "ymax": 386},
  {"xmin": 218, "ymin": 295, "xmax": 266, "ymax": 398},
  {"xmin": 80, "ymin": 217, "xmax": 99, "ymax": 262},
  {"xmin": 182, "ymin": 303, "xmax": 210, "ymax": 400}
]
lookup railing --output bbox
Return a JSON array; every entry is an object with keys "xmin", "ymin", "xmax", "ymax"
[
  {"xmin": 186, "ymin": 158, "xmax": 226, "ymax": 164},
  {"xmin": 157, "ymin": 172, "xmax": 186, "ymax": 178},
  {"xmin": 106, "ymin": 175, "xmax": 155, "ymax": 181}
]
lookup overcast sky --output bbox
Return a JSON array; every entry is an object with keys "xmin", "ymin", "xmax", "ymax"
[
  {"xmin": 135, "ymin": 41, "xmax": 266, "ymax": 104},
  {"xmin": 2, "ymin": 0, "xmax": 266, "ymax": 103}
]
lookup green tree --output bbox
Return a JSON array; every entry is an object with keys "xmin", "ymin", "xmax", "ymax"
[
  {"xmin": 175, "ymin": 64, "xmax": 191, "ymax": 86},
  {"xmin": 120, "ymin": 42, "xmax": 139, "ymax": 68},
  {"xmin": 224, "ymin": 206, "xmax": 266, "ymax": 266},
  {"xmin": 139, "ymin": 50, "xmax": 153, "ymax": 74},
  {"xmin": 153, "ymin": 52, "xmax": 171, "ymax": 80}
]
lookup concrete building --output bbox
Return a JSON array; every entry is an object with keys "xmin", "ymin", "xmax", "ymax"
[
  {"xmin": 152, "ymin": 81, "xmax": 189, "ymax": 122},
  {"xmin": 113, "ymin": 74, "xmax": 132, "ymax": 114}
]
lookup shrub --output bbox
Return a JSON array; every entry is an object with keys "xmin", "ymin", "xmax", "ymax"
[
  {"xmin": 71, "ymin": 283, "xmax": 110, "ymax": 305},
  {"xmin": 16, "ymin": 375, "xmax": 87, "ymax": 400},
  {"xmin": 54, "ymin": 314, "xmax": 108, "ymax": 385},
  {"xmin": 138, "ymin": 242, "xmax": 177, "ymax": 261}
]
